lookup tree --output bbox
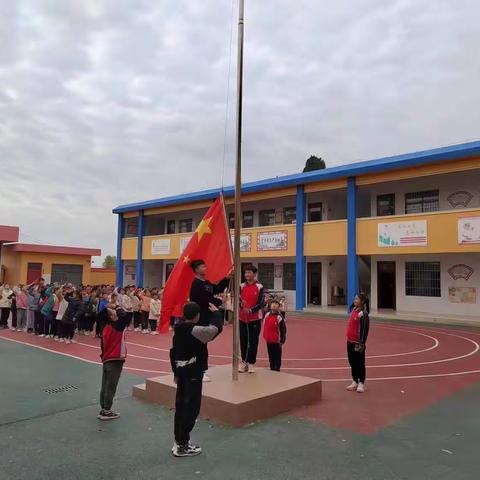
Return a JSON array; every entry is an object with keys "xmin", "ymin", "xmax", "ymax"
[
  {"xmin": 102, "ymin": 255, "xmax": 116, "ymax": 268},
  {"xmin": 303, "ymin": 155, "xmax": 326, "ymax": 172}
]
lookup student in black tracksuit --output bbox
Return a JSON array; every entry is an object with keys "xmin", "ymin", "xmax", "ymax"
[
  {"xmin": 188, "ymin": 259, "xmax": 232, "ymax": 326},
  {"xmin": 189, "ymin": 259, "xmax": 232, "ymax": 382},
  {"xmin": 170, "ymin": 301, "xmax": 223, "ymax": 458}
]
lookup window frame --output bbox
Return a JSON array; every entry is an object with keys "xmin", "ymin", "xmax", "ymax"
[
  {"xmin": 282, "ymin": 263, "xmax": 296, "ymax": 290},
  {"xmin": 405, "ymin": 190, "xmax": 439, "ymax": 214},
  {"xmin": 405, "ymin": 261, "xmax": 441, "ymax": 297},
  {"xmin": 242, "ymin": 210, "xmax": 254, "ymax": 228},
  {"xmin": 308, "ymin": 202, "xmax": 323, "ymax": 222},
  {"xmin": 259, "ymin": 209, "xmax": 276, "ymax": 227},
  {"xmin": 376, "ymin": 193, "xmax": 396, "ymax": 217}
]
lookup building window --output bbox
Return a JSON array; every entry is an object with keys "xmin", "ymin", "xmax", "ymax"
[
  {"xmin": 283, "ymin": 263, "xmax": 296, "ymax": 290},
  {"xmin": 283, "ymin": 207, "xmax": 296, "ymax": 224},
  {"xmin": 405, "ymin": 190, "xmax": 439, "ymax": 214},
  {"xmin": 143, "ymin": 215, "xmax": 165, "ymax": 236},
  {"xmin": 377, "ymin": 194, "xmax": 395, "ymax": 216},
  {"xmin": 179, "ymin": 219, "xmax": 193, "ymax": 233},
  {"xmin": 308, "ymin": 202, "xmax": 322, "ymax": 222},
  {"xmin": 166, "ymin": 220, "xmax": 176, "ymax": 234},
  {"xmin": 405, "ymin": 262, "xmax": 441, "ymax": 297},
  {"xmin": 165, "ymin": 263, "xmax": 175, "ymax": 281},
  {"xmin": 259, "ymin": 209, "xmax": 276, "ymax": 227},
  {"xmin": 228, "ymin": 213, "xmax": 235, "ymax": 229},
  {"xmin": 242, "ymin": 210, "xmax": 254, "ymax": 228},
  {"xmin": 123, "ymin": 218, "xmax": 139, "ymax": 238},
  {"xmin": 258, "ymin": 263, "xmax": 274, "ymax": 290}
]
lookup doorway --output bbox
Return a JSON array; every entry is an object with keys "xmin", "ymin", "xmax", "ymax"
[
  {"xmin": 27, "ymin": 263, "xmax": 42, "ymax": 284},
  {"xmin": 307, "ymin": 262, "xmax": 321, "ymax": 305},
  {"xmin": 377, "ymin": 261, "xmax": 396, "ymax": 309}
]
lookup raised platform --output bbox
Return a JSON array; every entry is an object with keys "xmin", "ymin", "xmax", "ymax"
[{"xmin": 133, "ymin": 364, "xmax": 322, "ymax": 427}]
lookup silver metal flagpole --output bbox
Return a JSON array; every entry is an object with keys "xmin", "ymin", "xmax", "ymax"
[{"xmin": 232, "ymin": 0, "xmax": 245, "ymax": 381}]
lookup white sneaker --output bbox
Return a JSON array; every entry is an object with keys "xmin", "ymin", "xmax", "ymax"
[
  {"xmin": 356, "ymin": 383, "xmax": 365, "ymax": 393},
  {"xmin": 39, "ymin": 334, "xmax": 45, "ymax": 337},
  {"xmin": 54, "ymin": 337, "xmax": 59, "ymax": 342},
  {"xmin": 151, "ymin": 331, "xmax": 158, "ymax": 335},
  {"xmin": 71, "ymin": 339, "xmax": 77, "ymax": 344},
  {"xmin": 59, "ymin": 338, "xmax": 65, "ymax": 343},
  {"xmin": 134, "ymin": 327, "xmax": 141, "ymax": 332},
  {"xmin": 142, "ymin": 329, "xmax": 149, "ymax": 334},
  {"xmin": 247, "ymin": 364, "xmax": 256, "ymax": 374},
  {"xmin": 238, "ymin": 362, "xmax": 248, "ymax": 373},
  {"xmin": 17, "ymin": 328, "xmax": 22, "ymax": 332},
  {"xmin": 65, "ymin": 339, "xmax": 71, "ymax": 345},
  {"xmin": 203, "ymin": 374, "xmax": 211, "ymax": 383},
  {"xmin": 10, "ymin": 327, "xmax": 16, "ymax": 331},
  {"xmin": 346, "ymin": 382, "xmax": 358, "ymax": 391}
]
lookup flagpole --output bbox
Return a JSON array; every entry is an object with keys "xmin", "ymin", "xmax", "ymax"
[{"xmin": 232, "ymin": 0, "xmax": 245, "ymax": 381}]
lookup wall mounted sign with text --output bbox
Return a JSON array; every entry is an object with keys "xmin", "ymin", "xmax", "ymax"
[
  {"xmin": 378, "ymin": 221, "xmax": 427, "ymax": 247},
  {"xmin": 230, "ymin": 233, "xmax": 252, "ymax": 252},
  {"xmin": 151, "ymin": 238, "xmax": 171, "ymax": 255},
  {"xmin": 458, "ymin": 217, "xmax": 480, "ymax": 245},
  {"xmin": 257, "ymin": 231, "xmax": 288, "ymax": 251}
]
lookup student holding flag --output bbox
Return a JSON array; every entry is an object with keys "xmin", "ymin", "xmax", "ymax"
[{"xmin": 159, "ymin": 196, "xmax": 233, "ymax": 334}]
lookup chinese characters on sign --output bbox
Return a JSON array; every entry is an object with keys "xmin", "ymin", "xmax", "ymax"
[
  {"xmin": 257, "ymin": 231, "xmax": 288, "ymax": 251},
  {"xmin": 378, "ymin": 221, "xmax": 427, "ymax": 247},
  {"xmin": 230, "ymin": 233, "xmax": 252, "ymax": 252},
  {"xmin": 458, "ymin": 217, "xmax": 480, "ymax": 245},
  {"xmin": 151, "ymin": 238, "xmax": 171, "ymax": 255}
]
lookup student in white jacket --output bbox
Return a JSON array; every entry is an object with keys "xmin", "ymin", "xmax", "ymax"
[{"xmin": 149, "ymin": 293, "xmax": 161, "ymax": 335}]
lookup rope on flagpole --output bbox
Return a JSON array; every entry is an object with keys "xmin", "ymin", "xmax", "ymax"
[{"xmin": 220, "ymin": 0, "xmax": 236, "ymax": 191}]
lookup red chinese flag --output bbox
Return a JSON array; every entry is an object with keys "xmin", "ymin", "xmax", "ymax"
[{"xmin": 159, "ymin": 195, "xmax": 233, "ymax": 333}]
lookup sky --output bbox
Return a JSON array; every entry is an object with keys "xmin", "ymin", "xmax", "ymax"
[{"xmin": 1, "ymin": 0, "xmax": 479, "ymax": 264}]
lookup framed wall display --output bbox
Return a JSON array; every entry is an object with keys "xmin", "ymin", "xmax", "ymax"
[
  {"xmin": 257, "ymin": 231, "xmax": 288, "ymax": 251},
  {"xmin": 378, "ymin": 220, "xmax": 427, "ymax": 247},
  {"xmin": 152, "ymin": 238, "xmax": 171, "ymax": 255},
  {"xmin": 458, "ymin": 217, "xmax": 480, "ymax": 245},
  {"xmin": 448, "ymin": 287, "xmax": 476, "ymax": 304}
]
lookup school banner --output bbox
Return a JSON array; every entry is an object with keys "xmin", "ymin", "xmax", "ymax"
[
  {"xmin": 458, "ymin": 217, "xmax": 480, "ymax": 244},
  {"xmin": 378, "ymin": 220, "xmax": 427, "ymax": 247}
]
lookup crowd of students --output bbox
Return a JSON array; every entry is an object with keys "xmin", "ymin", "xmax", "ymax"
[{"xmin": 0, "ymin": 280, "xmax": 164, "ymax": 343}]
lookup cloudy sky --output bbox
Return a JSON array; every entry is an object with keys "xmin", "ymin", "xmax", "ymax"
[{"xmin": 1, "ymin": 0, "xmax": 479, "ymax": 263}]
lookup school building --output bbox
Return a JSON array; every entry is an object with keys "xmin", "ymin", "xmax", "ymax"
[
  {"xmin": 113, "ymin": 141, "xmax": 480, "ymax": 322},
  {"xmin": 0, "ymin": 236, "xmax": 105, "ymax": 286}
]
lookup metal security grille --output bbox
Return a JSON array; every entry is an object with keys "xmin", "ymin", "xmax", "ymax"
[
  {"xmin": 258, "ymin": 263, "xmax": 274, "ymax": 289},
  {"xmin": 405, "ymin": 262, "xmax": 441, "ymax": 297},
  {"xmin": 51, "ymin": 264, "xmax": 83, "ymax": 285},
  {"xmin": 43, "ymin": 385, "xmax": 79, "ymax": 394},
  {"xmin": 405, "ymin": 190, "xmax": 439, "ymax": 214}
]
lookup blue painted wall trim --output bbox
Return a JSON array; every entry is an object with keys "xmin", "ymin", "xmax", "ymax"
[
  {"xmin": 347, "ymin": 177, "xmax": 358, "ymax": 311},
  {"xmin": 113, "ymin": 140, "xmax": 480, "ymax": 213},
  {"xmin": 295, "ymin": 185, "xmax": 306, "ymax": 310},
  {"xmin": 115, "ymin": 214, "xmax": 123, "ymax": 286},
  {"xmin": 136, "ymin": 211, "xmax": 145, "ymax": 287}
]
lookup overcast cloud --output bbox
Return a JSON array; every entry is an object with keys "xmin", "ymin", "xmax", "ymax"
[{"xmin": 1, "ymin": 0, "xmax": 479, "ymax": 263}]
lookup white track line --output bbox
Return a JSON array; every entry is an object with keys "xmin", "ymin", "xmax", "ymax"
[
  {"xmin": 125, "ymin": 328, "xmax": 440, "ymax": 362},
  {"xmin": 321, "ymin": 369, "xmax": 480, "ymax": 382},
  {"xmin": 74, "ymin": 340, "xmax": 171, "ymax": 363},
  {"xmin": 0, "ymin": 336, "xmax": 168, "ymax": 375},
  {"xmin": 283, "ymin": 331, "xmax": 479, "ymax": 370}
]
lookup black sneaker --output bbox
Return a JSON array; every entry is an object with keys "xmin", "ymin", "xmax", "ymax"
[
  {"xmin": 172, "ymin": 443, "xmax": 202, "ymax": 457},
  {"xmin": 98, "ymin": 410, "xmax": 120, "ymax": 421}
]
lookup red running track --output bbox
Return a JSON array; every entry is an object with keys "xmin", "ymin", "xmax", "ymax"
[{"xmin": 2, "ymin": 316, "xmax": 480, "ymax": 433}]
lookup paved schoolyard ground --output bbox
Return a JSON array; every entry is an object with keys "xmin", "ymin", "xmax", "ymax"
[{"xmin": 1, "ymin": 319, "xmax": 479, "ymax": 480}]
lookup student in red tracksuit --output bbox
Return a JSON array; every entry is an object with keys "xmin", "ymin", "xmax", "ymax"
[
  {"xmin": 97, "ymin": 304, "xmax": 130, "ymax": 420},
  {"xmin": 346, "ymin": 293, "xmax": 370, "ymax": 393},
  {"xmin": 238, "ymin": 265, "xmax": 264, "ymax": 374},
  {"xmin": 263, "ymin": 299, "xmax": 287, "ymax": 371}
]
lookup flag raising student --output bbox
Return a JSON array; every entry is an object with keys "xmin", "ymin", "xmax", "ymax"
[
  {"xmin": 159, "ymin": 196, "xmax": 233, "ymax": 333},
  {"xmin": 238, "ymin": 265, "xmax": 264, "ymax": 374},
  {"xmin": 170, "ymin": 301, "xmax": 223, "ymax": 457}
]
